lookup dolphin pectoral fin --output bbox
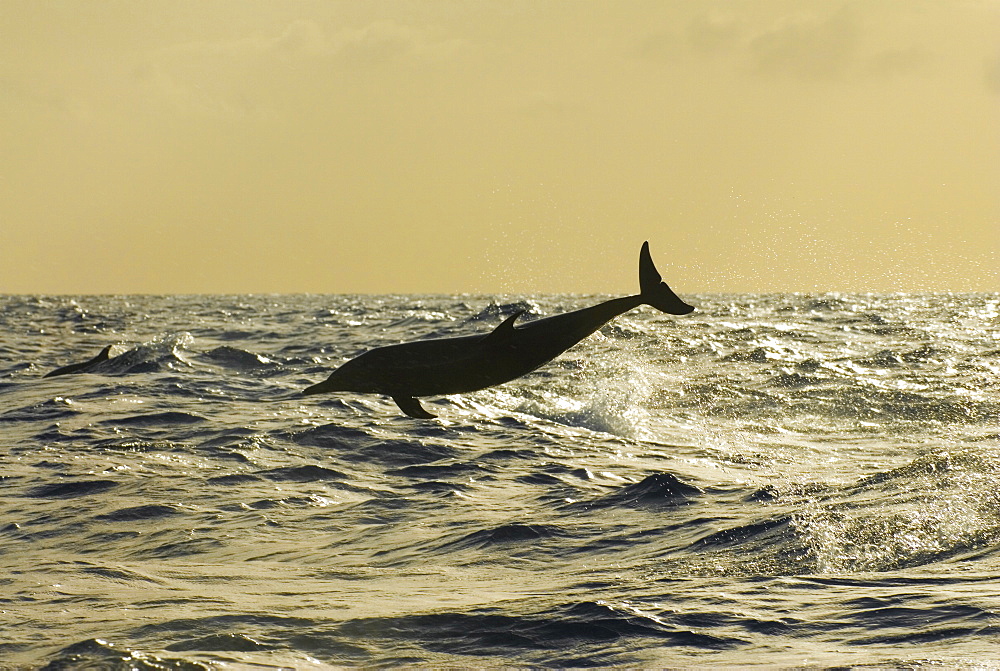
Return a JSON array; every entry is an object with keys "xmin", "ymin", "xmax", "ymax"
[
  {"xmin": 392, "ymin": 395, "xmax": 437, "ymax": 419},
  {"xmin": 480, "ymin": 310, "xmax": 524, "ymax": 347}
]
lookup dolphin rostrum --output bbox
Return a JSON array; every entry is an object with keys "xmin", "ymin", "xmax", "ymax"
[
  {"xmin": 43, "ymin": 345, "xmax": 113, "ymax": 378},
  {"xmin": 303, "ymin": 242, "xmax": 694, "ymax": 418}
]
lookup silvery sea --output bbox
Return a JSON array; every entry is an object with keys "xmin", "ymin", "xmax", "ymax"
[{"xmin": 1, "ymin": 292, "xmax": 999, "ymax": 669}]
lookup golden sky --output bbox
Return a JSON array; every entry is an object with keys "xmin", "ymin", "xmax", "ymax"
[{"xmin": 3, "ymin": 1, "xmax": 998, "ymax": 294}]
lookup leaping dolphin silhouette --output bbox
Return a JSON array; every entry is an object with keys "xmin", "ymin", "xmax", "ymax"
[
  {"xmin": 303, "ymin": 242, "xmax": 694, "ymax": 418},
  {"xmin": 43, "ymin": 345, "xmax": 113, "ymax": 378}
]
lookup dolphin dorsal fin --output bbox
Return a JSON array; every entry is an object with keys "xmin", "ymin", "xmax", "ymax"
[{"xmin": 480, "ymin": 310, "xmax": 524, "ymax": 347}]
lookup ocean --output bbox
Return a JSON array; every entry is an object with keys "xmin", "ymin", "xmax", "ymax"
[{"xmin": 1, "ymin": 292, "xmax": 998, "ymax": 669}]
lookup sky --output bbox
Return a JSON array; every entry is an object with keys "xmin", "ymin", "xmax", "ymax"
[{"xmin": 2, "ymin": 0, "xmax": 998, "ymax": 294}]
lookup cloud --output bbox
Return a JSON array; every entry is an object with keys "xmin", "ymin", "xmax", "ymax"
[
  {"xmin": 636, "ymin": 6, "xmax": 944, "ymax": 85},
  {"xmin": 134, "ymin": 19, "xmax": 466, "ymax": 119},
  {"xmin": 865, "ymin": 46, "xmax": 934, "ymax": 79},
  {"xmin": 272, "ymin": 19, "xmax": 330, "ymax": 59},
  {"xmin": 687, "ymin": 10, "xmax": 742, "ymax": 55},
  {"xmin": 987, "ymin": 51, "xmax": 1000, "ymax": 94},
  {"xmin": 334, "ymin": 21, "xmax": 448, "ymax": 68},
  {"xmin": 746, "ymin": 7, "xmax": 858, "ymax": 79},
  {"xmin": 636, "ymin": 31, "xmax": 684, "ymax": 64},
  {"xmin": 159, "ymin": 18, "xmax": 465, "ymax": 68},
  {"xmin": 0, "ymin": 77, "xmax": 81, "ymax": 119}
]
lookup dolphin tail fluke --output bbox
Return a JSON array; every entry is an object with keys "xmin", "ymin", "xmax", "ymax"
[
  {"xmin": 638, "ymin": 241, "xmax": 695, "ymax": 315},
  {"xmin": 392, "ymin": 396, "xmax": 437, "ymax": 419}
]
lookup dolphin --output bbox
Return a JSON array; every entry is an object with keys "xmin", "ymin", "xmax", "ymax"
[
  {"xmin": 43, "ymin": 345, "xmax": 113, "ymax": 378},
  {"xmin": 303, "ymin": 242, "xmax": 694, "ymax": 419}
]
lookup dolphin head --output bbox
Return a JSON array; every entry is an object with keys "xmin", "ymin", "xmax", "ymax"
[{"xmin": 303, "ymin": 356, "xmax": 379, "ymax": 396}]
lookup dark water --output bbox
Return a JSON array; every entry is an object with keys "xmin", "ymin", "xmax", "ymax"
[{"xmin": 1, "ymin": 293, "xmax": 999, "ymax": 669}]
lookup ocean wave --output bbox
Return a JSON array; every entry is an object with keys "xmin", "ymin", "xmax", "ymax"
[
  {"xmin": 27, "ymin": 479, "xmax": 119, "ymax": 499},
  {"xmin": 258, "ymin": 464, "xmax": 348, "ymax": 482},
  {"xmin": 198, "ymin": 345, "xmax": 276, "ymax": 371},
  {"xmin": 464, "ymin": 299, "xmax": 544, "ymax": 323},
  {"xmin": 96, "ymin": 504, "xmax": 184, "ymax": 522},
  {"xmin": 689, "ymin": 517, "xmax": 793, "ymax": 550},
  {"xmin": 334, "ymin": 599, "xmax": 746, "ymax": 664},
  {"xmin": 40, "ymin": 638, "xmax": 212, "ymax": 671},
  {"xmin": 448, "ymin": 523, "xmax": 569, "ymax": 550},
  {"xmin": 1, "ymin": 396, "xmax": 82, "ymax": 424},
  {"xmin": 100, "ymin": 411, "xmax": 207, "ymax": 427},
  {"xmin": 794, "ymin": 448, "xmax": 1000, "ymax": 572},
  {"xmin": 573, "ymin": 472, "xmax": 702, "ymax": 510},
  {"xmin": 4, "ymin": 293, "xmax": 1000, "ymax": 668}
]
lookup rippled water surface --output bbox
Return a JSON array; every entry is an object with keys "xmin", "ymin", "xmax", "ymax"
[{"xmin": 2, "ymin": 293, "xmax": 999, "ymax": 668}]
